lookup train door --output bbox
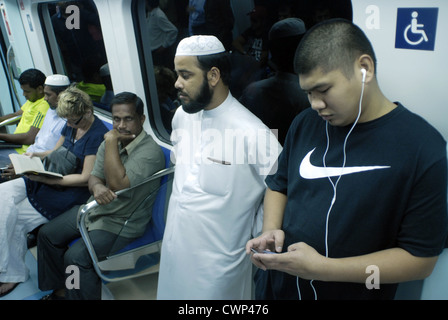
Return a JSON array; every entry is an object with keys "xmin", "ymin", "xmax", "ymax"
[{"xmin": 0, "ymin": 0, "xmax": 34, "ymax": 132}]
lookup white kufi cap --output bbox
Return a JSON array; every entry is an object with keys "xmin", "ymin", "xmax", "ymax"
[
  {"xmin": 45, "ymin": 74, "xmax": 70, "ymax": 86},
  {"xmin": 176, "ymin": 35, "xmax": 225, "ymax": 56}
]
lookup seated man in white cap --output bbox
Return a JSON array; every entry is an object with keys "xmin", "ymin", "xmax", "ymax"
[
  {"xmin": 1, "ymin": 75, "xmax": 70, "ymax": 181},
  {"xmin": 0, "ymin": 69, "xmax": 49, "ymax": 168},
  {"xmin": 28, "ymin": 74, "xmax": 71, "ymax": 155},
  {"xmin": 157, "ymin": 35, "xmax": 281, "ymax": 299}
]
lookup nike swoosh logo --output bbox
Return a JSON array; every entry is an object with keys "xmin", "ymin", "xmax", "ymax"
[{"xmin": 299, "ymin": 148, "xmax": 390, "ymax": 179}]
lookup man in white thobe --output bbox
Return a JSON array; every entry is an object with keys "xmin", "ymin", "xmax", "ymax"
[{"xmin": 157, "ymin": 35, "xmax": 281, "ymax": 299}]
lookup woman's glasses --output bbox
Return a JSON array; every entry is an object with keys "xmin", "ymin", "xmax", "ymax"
[{"xmin": 66, "ymin": 114, "xmax": 84, "ymax": 125}]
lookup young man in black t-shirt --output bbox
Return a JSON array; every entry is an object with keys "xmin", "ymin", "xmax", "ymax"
[{"xmin": 246, "ymin": 19, "xmax": 447, "ymax": 300}]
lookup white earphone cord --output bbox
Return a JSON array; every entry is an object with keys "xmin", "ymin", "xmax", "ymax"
[
  {"xmin": 324, "ymin": 79, "xmax": 364, "ymax": 257},
  {"xmin": 296, "ymin": 74, "xmax": 366, "ymax": 300}
]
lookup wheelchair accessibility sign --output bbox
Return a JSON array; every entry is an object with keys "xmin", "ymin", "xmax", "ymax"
[{"xmin": 395, "ymin": 8, "xmax": 438, "ymax": 51}]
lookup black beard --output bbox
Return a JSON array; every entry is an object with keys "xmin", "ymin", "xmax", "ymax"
[{"xmin": 181, "ymin": 76, "xmax": 213, "ymax": 114}]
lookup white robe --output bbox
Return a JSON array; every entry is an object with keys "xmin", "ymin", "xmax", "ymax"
[{"xmin": 157, "ymin": 93, "xmax": 281, "ymax": 299}]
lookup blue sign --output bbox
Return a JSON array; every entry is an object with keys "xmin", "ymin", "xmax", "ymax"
[{"xmin": 395, "ymin": 8, "xmax": 438, "ymax": 51}]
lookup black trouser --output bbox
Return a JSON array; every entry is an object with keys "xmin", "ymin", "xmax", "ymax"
[{"xmin": 37, "ymin": 205, "xmax": 134, "ymax": 300}]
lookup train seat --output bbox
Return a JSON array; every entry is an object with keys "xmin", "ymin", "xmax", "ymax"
[
  {"xmin": 93, "ymin": 102, "xmax": 111, "ymax": 113},
  {"xmin": 77, "ymin": 146, "xmax": 174, "ymax": 282}
]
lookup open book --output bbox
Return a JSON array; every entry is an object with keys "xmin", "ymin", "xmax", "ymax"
[{"xmin": 9, "ymin": 153, "xmax": 63, "ymax": 178}]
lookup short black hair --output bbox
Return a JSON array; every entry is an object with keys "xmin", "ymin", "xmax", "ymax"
[
  {"xmin": 110, "ymin": 92, "xmax": 144, "ymax": 116},
  {"xmin": 197, "ymin": 52, "xmax": 231, "ymax": 86},
  {"xmin": 19, "ymin": 69, "xmax": 46, "ymax": 89},
  {"xmin": 294, "ymin": 18, "xmax": 377, "ymax": 79}
]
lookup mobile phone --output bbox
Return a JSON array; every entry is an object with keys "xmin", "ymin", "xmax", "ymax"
[{"xmin": 251, "ymin": 248, "xmax": 277, "ymax": 254}]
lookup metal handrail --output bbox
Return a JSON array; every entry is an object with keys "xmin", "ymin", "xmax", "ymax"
[{"xmin": 77, "ymin": 166, "xmax": 175, "ymax": 278}]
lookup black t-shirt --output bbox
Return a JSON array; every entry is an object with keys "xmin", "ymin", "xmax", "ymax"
[{"xmin": 262, "ymin": 103, "xmax": 447, "ymax": 300}]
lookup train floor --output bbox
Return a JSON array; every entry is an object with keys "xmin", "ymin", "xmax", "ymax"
[{"xmin": 0, "ymin": 247, "xmax": 158, "ymax": 300}]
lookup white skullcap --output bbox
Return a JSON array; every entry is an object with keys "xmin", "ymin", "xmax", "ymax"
[
  {"xmin": 176, "ymin": 35, "xmax": 225, "ymax": 56},
  {"xmin": 45, "ymin": 74, "xmax": 70, "ymax": 86}
]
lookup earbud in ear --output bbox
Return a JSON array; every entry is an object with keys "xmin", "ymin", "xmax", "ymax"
[{"xmin": 361, "ymin": 68, "xmax": 367, "ymax": 83}]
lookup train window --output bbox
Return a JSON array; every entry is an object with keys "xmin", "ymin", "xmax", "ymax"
[
  {"xmin": 38, "ymin": 0, "xmax": 111, "ymax": 112},
  {"xmin": 132, "ymin": 0, "xmax": 353, "ymax": 144},
  {"xmin": 132, "ymin": 0, "xmax": 183, "ymax": 143}
]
